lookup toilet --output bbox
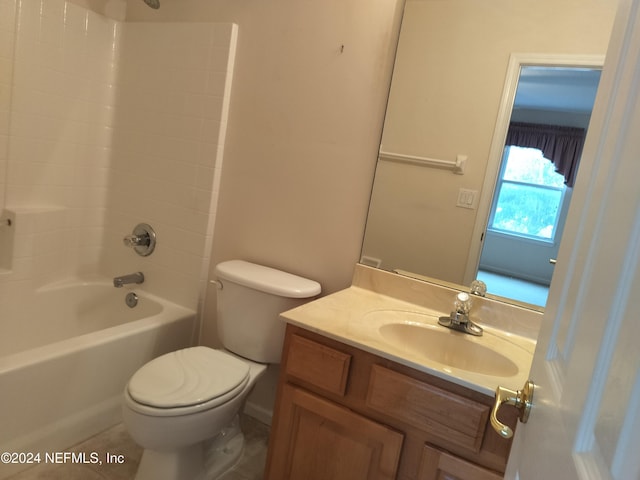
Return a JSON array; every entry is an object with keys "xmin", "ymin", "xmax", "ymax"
[{"xmin": 122, "ymin": 260, "xmax": 321, "ymax": 480}]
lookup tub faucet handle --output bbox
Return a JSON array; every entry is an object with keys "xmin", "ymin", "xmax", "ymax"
[
  {"xmin": 123, "ymin": 223, "xmax": 156, "ymax": 257},
  {"xmin": 123, "ymin": 234, "xmax": 149, "ymax": 247}
]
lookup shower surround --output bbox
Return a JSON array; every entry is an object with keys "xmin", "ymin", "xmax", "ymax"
[
  {"xmin": 0, "ymin": 0, "xmax": 237, "ymax": 474},
  {"xmin": 0, "ymin": 0, "xmax": 237, "ymax": 310}
]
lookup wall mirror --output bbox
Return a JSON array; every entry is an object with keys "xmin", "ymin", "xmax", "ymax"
[{"xmin": 360, "ymin": 0, "xmax": 617, "ymax": 309}]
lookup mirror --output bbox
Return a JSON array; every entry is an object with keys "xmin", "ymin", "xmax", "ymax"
[{"xmin": 360, "ymin": 0, "xmax": 617, "ymax": 309}]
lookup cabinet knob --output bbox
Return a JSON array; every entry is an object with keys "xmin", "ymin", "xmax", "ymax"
[{"xmin": 490, "ymin": 380, "xmax": 535, "ymax": 438}]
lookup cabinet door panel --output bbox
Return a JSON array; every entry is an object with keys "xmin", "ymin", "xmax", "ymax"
[
  {"xmin": 267, "ymin": 384, "xmax": 403, "ymax": 480},
  {"xmin": 418, "ymin": 444, "xmax": 502, "ymax": 480}
]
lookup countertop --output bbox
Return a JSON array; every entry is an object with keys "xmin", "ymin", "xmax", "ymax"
[{"xmin": 280, "ymin": 284, "xmax": 536, "ymax": 397}]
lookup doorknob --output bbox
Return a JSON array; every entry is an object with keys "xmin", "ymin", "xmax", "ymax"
[
  {"xmin": 490, "ymin": 380, "xmax": 535, "ymax": 439},
  {"xmin": 549, "ymin": 258, "xmax": 557, "ymax": 264}
]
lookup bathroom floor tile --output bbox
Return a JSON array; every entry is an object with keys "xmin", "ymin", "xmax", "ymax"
[
  {"xmin": 6, "ymin": 415, "xmax": 270, "ymax": 480},
  {"xmin": 5, "ymin": 423, "xmax": 141, "ymax": 480}
]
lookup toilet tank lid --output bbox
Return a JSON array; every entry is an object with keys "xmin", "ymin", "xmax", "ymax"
[{"xmin": 215, "ymin": 260, "xmax": 321, "ymax": 298}]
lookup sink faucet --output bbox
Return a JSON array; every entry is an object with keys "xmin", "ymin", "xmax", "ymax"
[
  {"xmin": 469, "ymin": 279, "xmax": 487, "ymax": 297},
  {"xmin": 438, "ymin": 292, "xmax": 483, "ymax": 336},
  {"xmin": 113, "ymin": 272, "xmax": 145, "ymax": 288}
]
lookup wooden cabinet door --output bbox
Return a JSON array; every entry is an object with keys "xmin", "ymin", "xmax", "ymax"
[
  {"xmin": 266, "ymin": 384, "xmax": 403, "ymax": 480},
  {"xmin": 418, "ymin": 444, "xmax": 503, "ymax": 480}
]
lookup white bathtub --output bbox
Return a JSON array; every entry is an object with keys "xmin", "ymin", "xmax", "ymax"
[{"xmin": 0, "ymin": 279, "xmax": 197, "ymax": 479}]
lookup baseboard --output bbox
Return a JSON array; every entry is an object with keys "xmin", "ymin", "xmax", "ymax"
[{"xmin": 243, "ymin": 400, "xmax": 273, "ymax": 426}]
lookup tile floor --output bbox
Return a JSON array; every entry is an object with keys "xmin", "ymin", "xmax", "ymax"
[{"xmin": 6, "ymin": 415, "xmax": 270, "ymax": 480}]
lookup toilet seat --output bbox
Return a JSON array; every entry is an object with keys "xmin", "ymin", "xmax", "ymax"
[{"xmin": 127, "ymin": 347, "xmax": 250, "ymax": 414}]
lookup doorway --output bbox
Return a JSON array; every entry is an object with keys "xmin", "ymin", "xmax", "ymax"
[{"xmin": 469, "ymin": 62, "xmax": 602, "ymax": 306}]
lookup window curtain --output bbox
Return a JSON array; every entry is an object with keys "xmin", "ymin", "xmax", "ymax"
[{"xmin": 505, "ymin": 122, "xmax": 586, "ymax": 187}]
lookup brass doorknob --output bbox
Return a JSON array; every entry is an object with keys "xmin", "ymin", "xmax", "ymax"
[{"xmin": 490, "ymin": 380, "xmax": 535, "ymax": 439}]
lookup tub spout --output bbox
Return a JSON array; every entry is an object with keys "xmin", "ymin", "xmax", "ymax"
[{"xmin": 113, "ymin": 272, "xmax": 144, "ymax": 288}]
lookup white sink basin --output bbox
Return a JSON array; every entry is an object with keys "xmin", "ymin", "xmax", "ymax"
[
  {"xmin": 362, "ymin": 310, "xmax": 532, "ymax": 380},
  {"xmin": 378, "ymin": 322, "xmax": 518, "ymax": 377}
]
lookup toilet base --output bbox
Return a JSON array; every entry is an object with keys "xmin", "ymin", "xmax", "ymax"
[
  {"xmin": 204, "ymin": 415, "xmax": 245, "ymax": 478},
  {"xmin": 134, "ymin": 416, "xmax": 245, "ymax": 480},
  {"xmin": 135, "ymin": 445, "xmax": 206, "ymax": 480}
]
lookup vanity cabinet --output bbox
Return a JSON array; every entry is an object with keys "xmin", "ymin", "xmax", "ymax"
[
  {"xmin": 265, "ymin": 324, "xmax": 517, "ymax": 480},
  {"xmin": 270, "ymin": 384, "xmax": 404, "ymax": 479},
  {"xmin": 417, "ymin": 445, "xmax": 502, "ymax": 480}
]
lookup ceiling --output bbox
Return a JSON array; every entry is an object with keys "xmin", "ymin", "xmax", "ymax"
[{"xmin": 514, "ymin": 66, "xmax": 602, "ymax": 113}]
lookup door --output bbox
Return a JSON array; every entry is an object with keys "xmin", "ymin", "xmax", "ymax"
[
  {"xmin": 505, "ymin": 0, "xmax": 640, "ymax": 478},
  {"xmin": 465, "ymin": 54, "xmax": 605, "ymax": 291},
  {"xmin": 479, "ymin": 62, "xmax": 602, "ymax": 294}
]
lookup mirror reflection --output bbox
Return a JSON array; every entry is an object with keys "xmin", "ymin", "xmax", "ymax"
[
  {"xmin": 361, "ymin": 0, "xmax": 617, "ymax": 308},
  {"xmin": 475, "ymin": 65, "xmax": 601, "ymax": 306}
]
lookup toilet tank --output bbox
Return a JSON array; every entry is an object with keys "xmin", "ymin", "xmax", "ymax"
[{"xmin": 215, "ymin": 260, "xmax": 321, "ymax": 363}]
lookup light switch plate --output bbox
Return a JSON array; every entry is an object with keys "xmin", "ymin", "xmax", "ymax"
[{"xmin": 456, "ymin": 188, "xmax": 478, "ymax": 209}]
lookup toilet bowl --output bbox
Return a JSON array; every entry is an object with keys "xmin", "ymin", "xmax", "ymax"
[
  {"xmin": 122, "ymin": 260, "xmax": 321, "ymax": 480},
  {"xmin": 123, "ymin": 347, "xmax": 266, "ymax": 480}
]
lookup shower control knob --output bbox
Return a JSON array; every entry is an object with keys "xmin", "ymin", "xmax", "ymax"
[
  {"xmin": 124, "ymin": 223, "xmax": 156, "ymax": 256},
  {"xmin": 123, "ymin": 234, "xmax": 149, "ymax": 247}
]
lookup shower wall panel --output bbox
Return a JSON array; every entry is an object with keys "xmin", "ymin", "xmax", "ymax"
[
  {"xmin": 1, "ymin": 0, "xmax": 237, "ymax": 319},
  {"xmin": 4, "ymin": 0, "xmax": 119, "ymax": 285},
  {"xmin": 105, "ymin": 22, "xmax": 237, "ymax": 310}
]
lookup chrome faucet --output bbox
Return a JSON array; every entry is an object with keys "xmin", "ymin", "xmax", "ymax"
[
  {"xmin": 113, "ymin": 272, "xmax": 145, "ymax": 288},
  {"xmin": 438, "ymin": 292, "xmax": 483, "ymax": 336},
  {"xmin": 123, "ymin": 223, "xmax": 156, "ymax": 257}
]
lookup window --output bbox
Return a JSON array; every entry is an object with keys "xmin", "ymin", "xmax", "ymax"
[{"xmin": 489, "ymin": 146, "xmax": 566, "ymax": 241}]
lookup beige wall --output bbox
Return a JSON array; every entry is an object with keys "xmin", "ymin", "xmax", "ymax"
[
  {"xmin": 362, "ymin": 0, "xmax": 617, "ymax": 285},
  {"xmin": 126, "ymin": 0, "xmax": 405, "ymax": 347}
]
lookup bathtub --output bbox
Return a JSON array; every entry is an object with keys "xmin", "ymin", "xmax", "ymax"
[{"xmin": 0, "ymin": 279, "xmax": 197, "ymax": 478}]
